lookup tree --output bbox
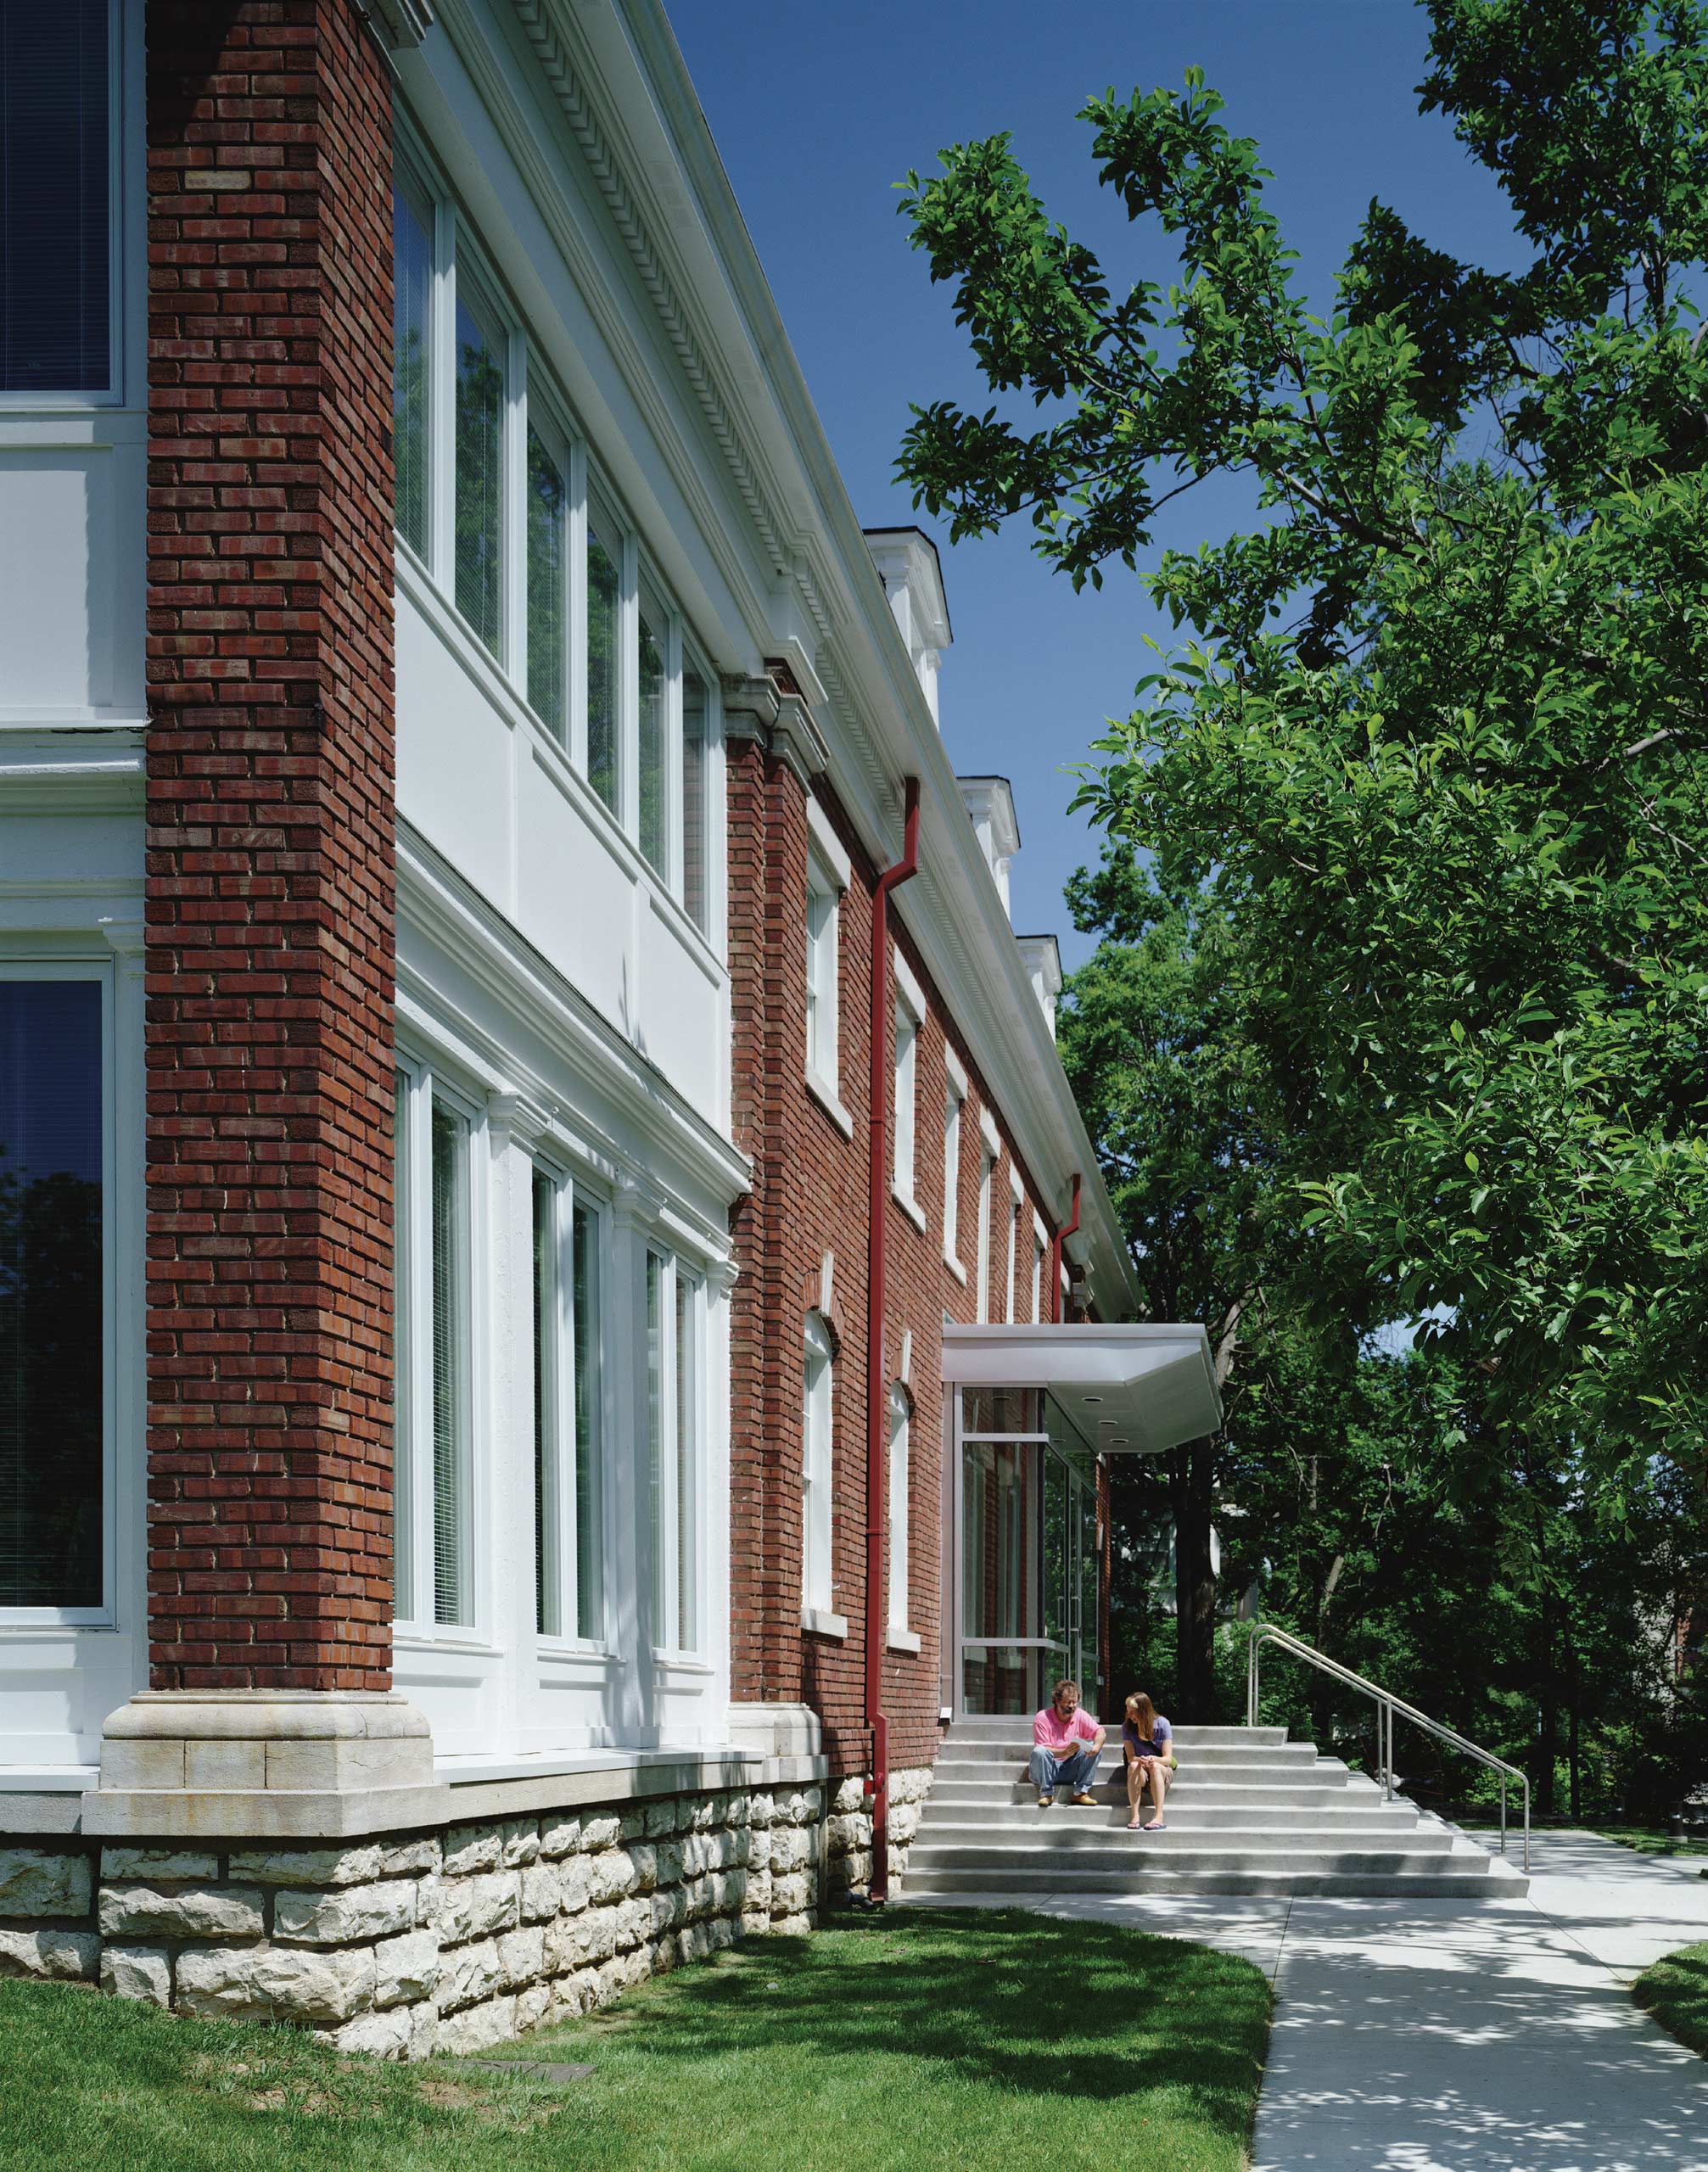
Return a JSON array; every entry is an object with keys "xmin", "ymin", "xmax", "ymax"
[{"xmin": 898, "ymin": 0, "xmax": 1708, "ymax": 1504}]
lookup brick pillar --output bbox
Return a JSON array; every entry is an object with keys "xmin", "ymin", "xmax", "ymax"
[{"xmin": 143, "ymin": 1, "xmax": 396, "ymax": 1693}]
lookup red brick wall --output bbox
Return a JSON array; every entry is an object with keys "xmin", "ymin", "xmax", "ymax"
[
  {"xmin": 143, "ymin": 0, "xmax": 396, "ymax": 1691},
  {"xmin": 727, "ymin": 720, "xmax": 1061, "ymax": 1777}
]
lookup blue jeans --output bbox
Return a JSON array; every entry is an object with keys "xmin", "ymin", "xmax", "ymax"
[{"xmin": 1029, "ymin": 1744, "xmax": 1100, "ymax": 1795}]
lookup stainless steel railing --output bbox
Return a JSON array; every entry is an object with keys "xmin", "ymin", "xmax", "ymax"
[{"xmin": 1247, "ymin": 1620, "xmax": 1531, "ymax": 1871}]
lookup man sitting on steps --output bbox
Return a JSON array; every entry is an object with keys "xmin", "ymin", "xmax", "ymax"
[{"xmin": 1028, "ymin": 1677, "xmax": 1106, "ymax": 1806}]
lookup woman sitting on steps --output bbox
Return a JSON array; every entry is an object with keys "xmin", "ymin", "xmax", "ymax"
[{"xmin": 1123, "ymin": 1691, "xmax": 1176, "ymax": 1831}]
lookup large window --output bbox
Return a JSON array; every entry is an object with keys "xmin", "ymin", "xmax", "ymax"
[
  {"xmin": 389, "ymin": 153, "xmax": 718, "ymax": 933},
  {"xmin": 533, "ymin": 1165, "xmax": 602, "ymax": 1642},
  {"xmin": 0, "ymin": 975, "xmax": 105, "ymax": 1610},
  {"xmin": 647, "ymin": 1250, "xmax": 703, "ymax": 1654},
  {"xmin": 395, "ymin": 1062, "xmax": 474, "ymax": 1630},
  {"xmin": 802, "ymin": 1312, "xmax": 834, "ymax": 1617},
  {"xmin": 888, "ymin": 1384, "xmax": 910, "ymax": 1640},
  {"xmin": 0, "ymin": 0, "xmax": 113, "ymax": 395}
]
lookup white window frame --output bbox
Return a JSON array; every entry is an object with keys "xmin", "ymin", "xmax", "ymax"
[
  {"xmin": 975, "ymin": 1115, "xmax": 999, "ymax": 1324},
  {"xmin": 1006, "ymin": 1173, "xmax": 1025, "ymax": 1324},
  {"xmin": 0, "ymin": 0, "xmax": 127, "ymax": 411},
  {"xmin": 395, "ymin": 1052, "xmax": 482, "ymax": 1637},
  {"xmin": 1031, "ymin": 1211, "xmax": 1049, "ymax": 1326},
  {"xmin": 802, "ymin": 1311, "xmax": 835, "ymax": 1619},
  {"xmin": 0, "ymin": 958, "xmax": 116, "ymax": 1626},
  {"xmin": 888, "ymin": 1382, "xmax": 915, "ymax": 1647},
  {"xmin": 804, "ymin": 794, "xmax": 849, "ymax": 1125},
  {"xmin": 943, "ymin": 1049, "xmax": 967, "ymax": 1275},
  {"xmin": 647, "ymin": 1246, "xmax": 704, "ymax": 1656},
  {"xmin": 530, "ymin": 1156, "xmax": 605, "ymax": 1648},
  {"xmin": 892, "ymin": 949, "xmax": 925, "ymax": 1224}
]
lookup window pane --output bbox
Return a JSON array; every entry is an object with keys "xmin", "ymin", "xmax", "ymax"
[
  {"xmin": 0, "ymin": 0, "xmax": 109, "ymax": 393},
  {"xmin": 586, "ymin": 512, "xmax": 620, "ymax": 811},
  {"xmin": 392, "ymin": 179, "xmax": 432, "ymax": 556},
  {"xmin": 888, "ymin": 1392, "xmax": 908, "ymax": 1633},
  {"xmin": 454, "ymin": 294, "xmax": 503, "ymax": 656},
  {"xmin": 532, "ymin": 1169, "xmax": 558, "ymax": 1637},
  {"xmin": 527, "ymin": 423, "xmax": 568, "ymax": 742},
  {"xmin": 0, "ymin": 981, "xmax": 103, "ymax": 1606},
  {"xmin": 943, "ymin": 1092, "xmax": 960, "ymax": 1255},
  {"xmin": 675, "ymin": 1275, "xmax": 696, "ymax": 1650},
  {"xmin": 893, "ymin": 1009, "xmax": 916, "ymax": 1194},
  {"xmin": 393, "ymin": 1072, "xmax": 413, "ymax": 1623},
  {"xmin": 646, "ymin": 1252, "xmax": 664, "ymax": 1640},
  {"xmin": 682, "ymin": 668, "xmax": 708, "ymax": 932},
  {"xmin": 638, "ymin": 605, "xmax": 667, "ymax": 875},
  {"xmin": 572, "ymin": 1200, "xmax": 600, "ymax": 1640},
  {"xmin": 430, "ymin": 1095, "xmax": 468, "ymax": 1626}
]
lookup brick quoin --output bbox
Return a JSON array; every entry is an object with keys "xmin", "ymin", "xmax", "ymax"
[
  {"xmin": 143, "ymin": 0, "xmax": 396, "ymax": 1692},
  {"xmin": 727, "ymin": 710, "xmax": 1061, "ymax": 1778}
]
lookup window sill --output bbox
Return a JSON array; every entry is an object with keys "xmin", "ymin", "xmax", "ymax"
[
  {"xmin": 801, "ymin": 1607, "xmax": 848, "ymax": 1642},
  {"xmin": 887, "ymin": 1627, "xmax": 921, "ymax": 1656},
  {"xmin": 805, "ymin": 1067, "xmax": 854, "ymax": 1138},
  {"xmin": 943, "ymin": 1251, "xmax": 966, "ymax": 1286},
  {"xmin": 892, "ymin": 1185, "xmax": 927, "ymax": 1234}
]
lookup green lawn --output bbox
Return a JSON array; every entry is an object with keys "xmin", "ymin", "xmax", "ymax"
[
  {"xmin": 0, "ymin": 1909, "xmax": 1270, "ymax": 2172},
  {"xmin": 1599, "ymin": 1827, "xmax": 1708, "ymax": 1863},
  {"xmin": 1632, "ymin": 1940, "xmax": 1708, "ymax": 2060}
]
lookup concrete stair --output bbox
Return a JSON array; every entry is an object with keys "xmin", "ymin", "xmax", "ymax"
[{"xmin": 908, "ymin": 1720, "xmax": 1526, "ymax": 1899}]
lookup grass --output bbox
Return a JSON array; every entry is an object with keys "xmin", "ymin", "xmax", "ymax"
[
  {"xmin": 1632, "ymin": 1940, "xmax": 1708, "ymax": 2060},
  {"xmin": 0, "ymin": 1909, "xmax": 1270, "ymax": 2172},
  {"xmin": 1598, "ymin": 1826, "xmax": 1708, "ymax": 1862}
]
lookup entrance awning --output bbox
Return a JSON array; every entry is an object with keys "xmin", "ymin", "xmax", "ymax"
[{"xmin": 941, "ymin": 1323, "xmax": 1221, "ymax": 1454}]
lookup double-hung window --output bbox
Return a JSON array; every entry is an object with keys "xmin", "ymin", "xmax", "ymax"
[
  {"xmin": 804, "ymin": 795, "xmax": 848, "ymax": 1113},
  {"xmin": 532, "ymin": 1164, "xmax": 602, "ymax": 1643},
  {"xmin": 395, "ymin": 1060, "xmax": 475, "ymax": 1631},
  {"xmin": 802, "ymin": 1312, "xmax": 835, "ymax": 1618},
  {"xmin": 389, "ymin": 148, "xmax": 719, "ymax": 940},
  {"xmin": 0, "ymin": 0, "xmax": 116, "ymax": 397},
  {"xmin": 0, "ymin": 971, "xmax": 108, "ymax": 1614},
  {"xmin": 892, "ymin": 953, "xmax": 925, "ymax": 1218},
  {"xmin": 888, "ymin": 1383, "xmax": 910, "ymax": 1640},
  {"xmin": 647, "ymin": 1250, "xmax": 703, "ymax": 1654},
  {"xmin": 943, "ymin": 1054, "xmax": 966, "ymax": 1269}
]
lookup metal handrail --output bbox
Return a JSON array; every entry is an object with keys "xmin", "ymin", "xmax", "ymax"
[{"xmin": 1247, "ymin": 1621, "xmax": 1531, "ymax": 1871}]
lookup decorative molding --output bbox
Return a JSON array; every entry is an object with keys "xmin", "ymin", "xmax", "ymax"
[
  {"xmin": 486, "ymin": 1083, "xmax": 551, "ymax": 1149},
  {"xmin": 97, "ymin": 916, "xmax": 147, "ymax": 977},
  {"xmin": 354, "ymin": 0, "xmax": 434, "ymax": 48}
]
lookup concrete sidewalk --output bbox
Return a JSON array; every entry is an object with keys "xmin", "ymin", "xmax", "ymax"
[{"xmin": 911, "ymin": 1831, "xmax": 1708, "ymax": 2169}]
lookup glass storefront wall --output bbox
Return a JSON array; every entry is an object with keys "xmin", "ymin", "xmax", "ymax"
[{"xmin": 958, "ymin": 1389, "xmax": 1101, "ymax": 1716}]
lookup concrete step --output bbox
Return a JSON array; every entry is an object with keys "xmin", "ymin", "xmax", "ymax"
[
  {"xmin": 935, "ymin": 1739, "xmax": 1333, "ymax": 1771},
  {"xmin": 912, "ymin": 1822, "xmax": 1459, "ymax": 1860},
  {"xmin": 949, "ymin": 1722, "xmax": 1290, "ymax": 1749},
  {"xmin": 921, "ymin": 1800, "xmax": 1425, "ymax": 1834},
  {"xmin": 905, "ymin": 1863, "xmax": 1515, "ymax": 1899},
  {"xmin": 926, "ymin": 1777, "xmax": 1384, "ymax": 1810}
]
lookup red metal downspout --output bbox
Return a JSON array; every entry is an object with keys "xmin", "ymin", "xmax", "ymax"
[
  {"xmin": 1049, "ymin": 1172, "xmax": 1081, "ymax": 1322},
  {"xmin": 864, "ymin": 775, "xmax": 920, "ymax": 1904}
]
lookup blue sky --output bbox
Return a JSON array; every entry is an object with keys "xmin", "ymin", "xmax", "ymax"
[{"xmin": 665, "ymin": 2, "xmax": 1526, "ymax": 966}]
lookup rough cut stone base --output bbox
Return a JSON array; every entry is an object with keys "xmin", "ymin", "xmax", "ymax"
[
  {"xmin": 824, "ymin": 1766, "xmax": 935, "ymax": 1899},
  {"xmin": 0, "ymin": 1782, "xmax": 830, "ymax": 2058}
]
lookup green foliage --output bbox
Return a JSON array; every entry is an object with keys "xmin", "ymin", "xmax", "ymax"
[
  {"xmin": 899, "ymin": 0, "xmax": 1708, "ymax": 1486},
  {"xmin": 1633, "ymin": 1939, "xmax": 1708, "ymax": 2060}
]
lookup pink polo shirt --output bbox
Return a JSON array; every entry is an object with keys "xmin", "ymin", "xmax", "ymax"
[{"xmin": 1033, "ymin": 1704, "xmax": 1100, "ymax": 1751}]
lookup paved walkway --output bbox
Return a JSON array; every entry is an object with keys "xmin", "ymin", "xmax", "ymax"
[{"xmin": 911, "ymin": 1833, "xmax": 1708, "ymax": 2169}]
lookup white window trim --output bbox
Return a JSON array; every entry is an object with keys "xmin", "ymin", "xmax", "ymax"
[
  {"xmin": 0, "ymin": 0, "xmax": 127, "ymax": 411},
  {"xmin": 647, "ymin": 1247, "xmax": 704, "ymax": 1659},
  {"xmin": 0, "ymin": 958, "xmax": 117, "ymax": 1626},
  {"xmin": 804, "ymin": 794, "xmax": 848, "ymax": 1118},
  {"xmin": 891, "ymin": 950, "xmax": 925, "ymax": 1222},
  {"xmin": 529, "ymin": 1156, "xmax": 607, "ymax": 1653},
  {"xmin": 394, "ymin": 1052, "xmax": 487, "ymax": 1642},
  {"xmin": 802, "ymin": 1311, "xmax": 835, "ymax": 1617}
]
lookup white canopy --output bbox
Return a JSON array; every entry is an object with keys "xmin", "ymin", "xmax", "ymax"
[{"xmin": 941, "ymin": 1323, "xmax": 1221, "ymax": 1455}]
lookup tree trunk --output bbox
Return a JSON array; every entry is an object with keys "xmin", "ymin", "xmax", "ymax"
[{"xmin": 1170, "ymin": 1440, "xmax": 1218, "ymax": 1722}]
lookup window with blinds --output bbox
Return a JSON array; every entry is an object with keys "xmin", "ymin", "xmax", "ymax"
[
  {"xmin": 533, "ymin": 1167, "xmax": 602, "ymax": 1643},
  {"xmin": 428, "ymin": 1094, "xmax": 469, "ymax": 1626},
  {"xmin": 0, "ymin": 0, "xmax": 112, "ymax": 395},
  {"xmin": 0, "ymin": 977, "xmax": 104, "ymax": 1609}
]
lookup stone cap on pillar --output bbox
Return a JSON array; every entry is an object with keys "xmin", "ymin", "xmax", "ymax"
[{"xmin": 85, "ymin": 1692, "xmax": 450, "ymax": 1842}]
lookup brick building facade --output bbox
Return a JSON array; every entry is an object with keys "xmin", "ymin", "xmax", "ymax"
[{"xmin": 0, "ymin": 0, "xmax": 1217, "ymax": 2051}]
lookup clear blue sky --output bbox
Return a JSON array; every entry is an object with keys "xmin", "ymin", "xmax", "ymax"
[{"xmin": 665, "ymin": 1, "xmax": 1525, "ymax": 966}]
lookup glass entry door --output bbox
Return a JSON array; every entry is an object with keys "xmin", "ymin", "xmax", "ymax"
[{"xmin": 955, "ymin": 1389, "xmax": 1098, "ymax": 1716}]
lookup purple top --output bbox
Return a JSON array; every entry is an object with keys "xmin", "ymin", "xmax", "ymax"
[{"xmin": 1123, "ymin": 1715, "xmax": 1173, "ymax": 1759}]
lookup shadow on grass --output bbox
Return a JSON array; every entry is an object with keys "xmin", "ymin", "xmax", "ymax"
[
  {"xmin": 561, "ymin": 1907, "xmax": 1268, "ymax": 2144},
  {"xmin": 1634, "ymin": 1940, "xmax": 1708, "ymax": 2061}
]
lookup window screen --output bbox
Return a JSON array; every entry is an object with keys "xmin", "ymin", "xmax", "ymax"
[
  {"xmin": 0, "ymin": 980, "xmax": 104, "ymax": 1607},
  {"xmin": 0, "ymin": 0, "xmax": 111, "ymax": 394}
]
